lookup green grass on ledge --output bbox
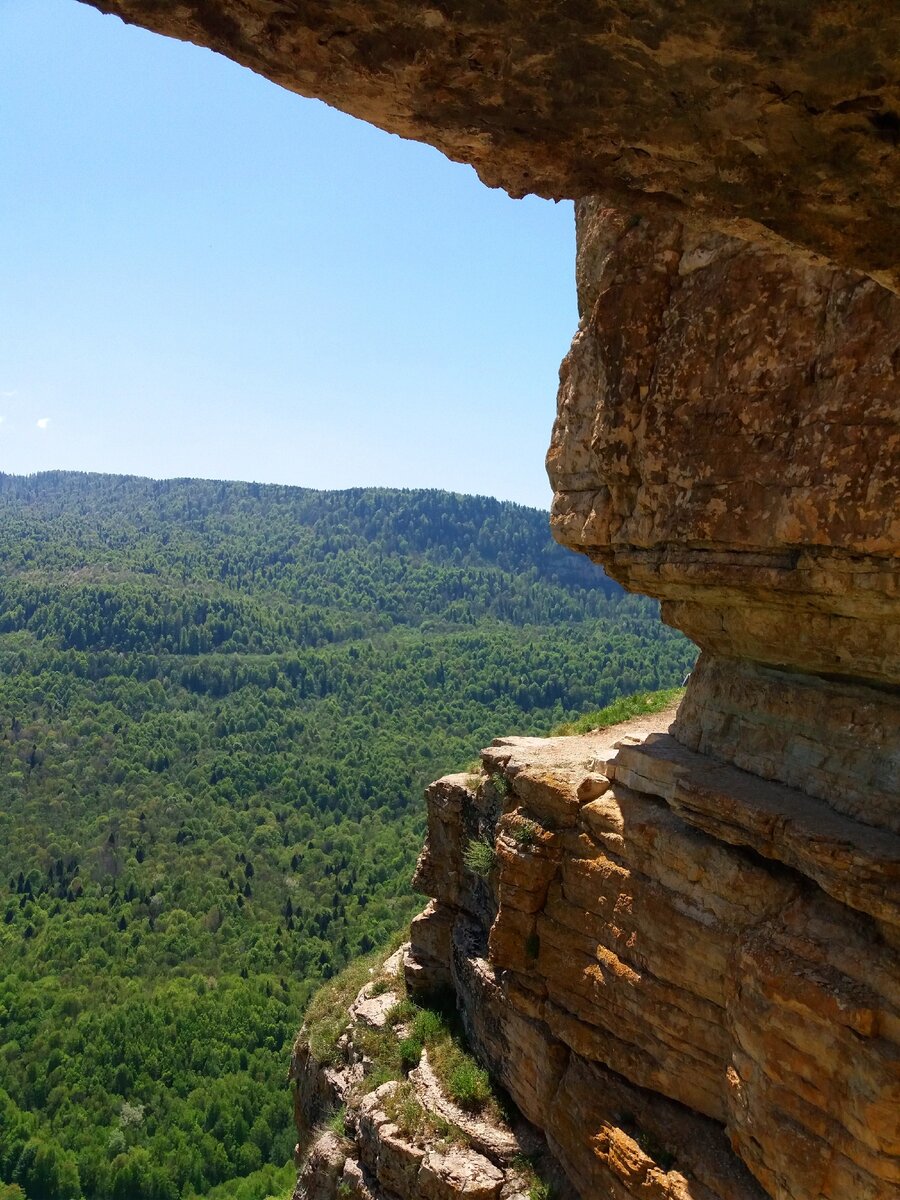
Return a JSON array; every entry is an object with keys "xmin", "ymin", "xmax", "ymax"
[{"xmin": 548, "ymin": 687, "xmax": 684, "ymax": 737}]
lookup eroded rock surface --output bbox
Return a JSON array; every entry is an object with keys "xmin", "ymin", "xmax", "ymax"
[
  {"xmin": 80, "ymin": 0, "xmax": 900, "ymax": 287},
  {"xmin": 549, "ymin": 198, "xmax": 900, "ymax": 814},
  {"xmin": 402, "ymin": 714, "xmax": 900, "ymax": 1200},
  {"xmin": 291, "ymin": 947, "xmax": 571, "ymax": 1200}
]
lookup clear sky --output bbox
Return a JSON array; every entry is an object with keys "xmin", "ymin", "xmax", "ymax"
[{"xmin": 1, "ymin": 0, "xmax": 577, "ymax": 509}]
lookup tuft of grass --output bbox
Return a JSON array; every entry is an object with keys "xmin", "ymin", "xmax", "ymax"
[
  {"xmin": 463, "ymin": 838, "xmax": 495, "ymax": 877},
  {"xmin": 448, "ymin": 1058, "xmax": 492, "ymax": 1112},
  {"xmin": 398, "ymin": 1036, "xmax": 423, "ymax": 1071},
  {"xmin": 529, "ymin": 1184, "xmax": 553, "ymax": 1200},
  {"xmin": 489, "ymin": 772, "xmax": 511, "ymax": 798},
  {"xmin": 507, "ymin": 816, "xmax": 540, "ymax": 846},
  {"xmin": 303, "ymin": 930, "xmax": 406, "ymax": 1065},
  {"xmin": 412, "ymin": 1008, "xmax": 446, "ymax": 1042},
  {"xmin": 325, "ymin": 1106, "xmax": 348, "ymax": 1136},
  {"xmin": 387, "ymin": 997, "xmax": 417, "ymax": 1027},
  {"xmin": 382, "ymin": 1082, "xmax": 458, "ymax": 1145},
  {"xmin": 429, "ymin": 1038, "xmax": 494, "ymax": 1115},
  {"xmin": 548, "ymin": 688, "xmax": 684, "ymax": 737},
  {"xmin": 511, "ymin": 1153, "xmax": 555, "ymax": 1200},
  {"xmin": 524, "ymin": 932, "xmax": 540, "ymax": 960}
]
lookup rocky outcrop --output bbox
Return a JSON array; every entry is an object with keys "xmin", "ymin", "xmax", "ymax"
[
  {"xmin": 290, "ymin": 946, "xmax": 573, "ymax": 1200},
  {"xmin": 81, "ymin": 0, "xmax": 900, "ymax": 288},
  {"xmin": 403, "ymin": 709, "xmax": 899, "ymax": 1200},
  {"xmin": 548, "ymin": 198, "xmax": 900, "ymax": 815}
]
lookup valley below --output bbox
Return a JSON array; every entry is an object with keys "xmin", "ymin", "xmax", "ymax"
[{"xmin": 0, "ymin": 471, "xmax": 694, "ymax": 1200}]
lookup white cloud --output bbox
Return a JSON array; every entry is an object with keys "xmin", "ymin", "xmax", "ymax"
[
  {"xmin": 36, "ymin": 417, "xmax": 50, "ymax": 430},
  {"xmin": 0, "ymin": 390, "xmax": 16, "ymax": 399}
]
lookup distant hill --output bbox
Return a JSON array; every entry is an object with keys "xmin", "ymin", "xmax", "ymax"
[{"xmin": 0, "ymin": 472, "xmax": 695, "ymax": 1200}]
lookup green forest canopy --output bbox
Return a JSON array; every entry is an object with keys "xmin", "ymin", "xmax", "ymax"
[{"xmin": 0, "ymin": 472, "xmax": 696, "ymax": 1200}]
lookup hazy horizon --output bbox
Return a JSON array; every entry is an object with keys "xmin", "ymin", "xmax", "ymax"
[{"xmin": 0, "ymin": 464, "xmax": 559, "ymax": 511}]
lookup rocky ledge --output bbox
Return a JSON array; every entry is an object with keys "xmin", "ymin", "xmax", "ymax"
[
  {"xmin": 382, "ymin": 702, "xmax": 899, "ymax": 1200},
  {"xmin": 291, "ymin": 946, "xmax": 574, "ymax": 1200}
]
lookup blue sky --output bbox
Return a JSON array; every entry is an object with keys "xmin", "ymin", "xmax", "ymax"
[{"xmin": 1, "ymin": 0, "xmax": 577, "ymax": 508}]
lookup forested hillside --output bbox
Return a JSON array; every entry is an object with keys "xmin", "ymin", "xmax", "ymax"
[{"xmin": 0, "ymin": 472, "xmax": 695, "ymax": 1200}]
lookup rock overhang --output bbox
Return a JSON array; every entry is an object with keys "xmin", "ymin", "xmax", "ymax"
[{"xmin": 79, "ymin": 0, "xmax": 900, "ymax": 290}]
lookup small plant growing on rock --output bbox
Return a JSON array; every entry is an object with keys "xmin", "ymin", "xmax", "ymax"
[
  {"xmin": 398, "ymin": 1035, "xmax": 423, "ymax": 1071},
  {"xmin": 463, "ymin": 838, "xmax": 495, "ymax": 877},
  {"xmin": 508, "ymin": 816, "xmax": 540, "ymax": 846},
  {"xmin": 447, "ymin": 1057, "xmax": 492, "ymax": 1112},
  {"xmin": 326, "ymin": 1105, "xmax": 348, "ymax": 1136},
  {"xmin": 489, "ymin": 772, "xmax": 511, "ymax": 798},
  {"xmin": 529, "ymin": 1183, "xmax": 553, "ymax": 1200},
  {"xmin": 525, "ymin": 932, "xmax": 540, "ymax": 961},
  {"xmin": 386, "ymin": 997, "xmax": 416, "ymax": 1027},
  {"xmin": 412, "ymin": 1008, "xmax": 446, "ymax": 1042}
]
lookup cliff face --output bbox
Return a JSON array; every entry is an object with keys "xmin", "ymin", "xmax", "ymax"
[
  {"xmin": 293, "ymin": 695, "xmax": 898, "ymax": 1200},
  {"xmin": 290, "ymin": 195, "xmax": 899, "ymax": 1195},
  {"xmin": 549, "ymin": 201, "xmax": 900, "ymax": 800},
  {"xmin": 406, "ymin": 711, "xmax": 899, "ymax": 1200}
]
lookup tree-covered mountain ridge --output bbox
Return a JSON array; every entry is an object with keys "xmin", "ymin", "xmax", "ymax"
[
  {"xmin": 0, "ymin": 471, "xmax": 695, "ymax": 1200},
  {"xmin": 0, "ymin": 473, "xmax": 626, "ymax": 655}
]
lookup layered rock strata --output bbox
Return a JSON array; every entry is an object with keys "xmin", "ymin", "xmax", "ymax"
[
  {"xmin": 548, "ymin": 199, "xmax": 900, "ymax": 814},
  {"xmin": 403, "ymin": 709, "xmax": 900, "ymax": 1200},
  {"xmin": 81, "ymin": 0, "xmax": 900, "ymax": 288}
]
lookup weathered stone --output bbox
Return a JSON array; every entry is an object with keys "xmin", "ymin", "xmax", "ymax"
[
  {"xmin": 412, "ymin": 774, "xmax": 499, "ymax": 929},
  {"xmin": 404, "ymin": 713, "xmax": 900, "ymax": 1200},
  {"xmin": 405, "ymin": 900, "xmax": 455, "ymax": 1001},
  {"xmin": 294, "ymin": 1132, "xmax": 351, "ymax": 1200},
  {"xmin": 357, "ymin": 1086, "xmax": 426, "ymax": 1198},
  {"xmin": 674, "ymin": 654, "xmax": 900, "ymax": 831},
  {"xmin": 726, "ymin": 896, "xmax": 900, "ymax": 1199},
  {"xmin": 81, "ymin": 0, "xmax": 900, "ymax": 288},
  {"xmin": 549, "ymin": 202, "xmax": 900, "ymax": 693},
  {"xmin": 336, "ymin": 1158, "xmax": 384, "ymax": 1200},
  {"xmin": 418, "ymin": 1148, "xmax": 504, "ymax": 1200},
  {"xmin": 295, "ymin": 946, "xmax": 572, "ymax": 1200},
  {"xmin": 606, "ymin": 733, "xmax": 900, "ymax": 927}
]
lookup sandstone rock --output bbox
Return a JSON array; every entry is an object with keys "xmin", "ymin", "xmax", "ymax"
[
  {"xmin": 549, "ymin": 202, "xmax": 900, "ymax": 693},
  {"xmin": 350, "ymin": 988, "xmax": 401, "ymax": 1031},
  {"xmin": 606, "ymin": 733, "xmax": 900, "ymax": 928},
  {"xmin": 81, "ymin": 0, "xmax": 900, "ymax": 287},
  {"xmin": 418, "ymin": 1148, "xmax": 504, "ymax": 1200},
  {"xmin": 357, "ymin": 1085, "xmax": 427, "ymax": 1197},
  {"xmin": 412, "ymin": 774, "xmax": 499, "ymax": 930},
  {"xmin": 294, "ymin": 1131, "xmax": 351, "ymax": 1200},
  {"xmin": 674, "ymin": 655, "xmax": 900, "ymax": 832},
  {"xmin": 336, "ymin": 1158, "xmax": 383, "ymax": 1200},
  {"xmin": 406, "ymin": 712, "xmax": 900, "ymax": 1200},
  {"xmin": 295, "ymin": 946, "xmax": 569, "ymax": 1200},
  {"xmin": 405, "ymin": 900, "xmax": 455, "ymax": 1001}
]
